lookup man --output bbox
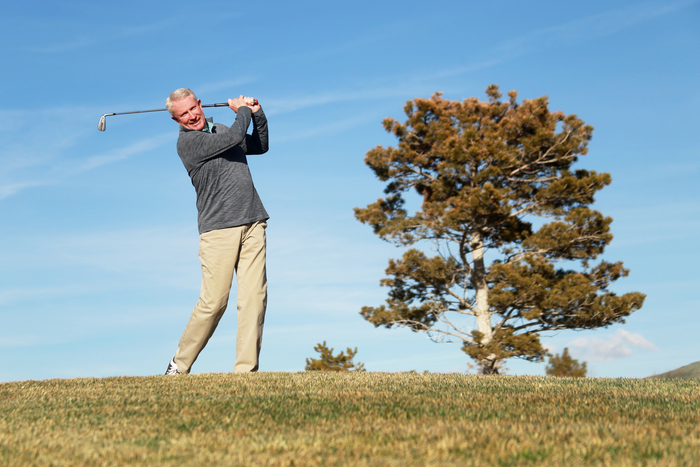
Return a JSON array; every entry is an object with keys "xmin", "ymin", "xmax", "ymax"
[{"xmin": 164, "ymin": 88, "xmax": 269, "ymax": 375}]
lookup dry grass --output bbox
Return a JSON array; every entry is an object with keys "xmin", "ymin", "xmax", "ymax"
[{"xmin": 1, "ymin": 372, "xmax": 698, "ymax": 466}]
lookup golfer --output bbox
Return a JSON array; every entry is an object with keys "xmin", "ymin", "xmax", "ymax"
[{"xmin": 164, "ymin": 88, "xmax": 269, "ymax": 375}]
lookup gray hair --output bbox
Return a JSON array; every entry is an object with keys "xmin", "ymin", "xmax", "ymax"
[{"xmin": 165, "ymin": 88, "xmax": 198, "ymax": 115}]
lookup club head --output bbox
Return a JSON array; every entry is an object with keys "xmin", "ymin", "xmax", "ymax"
[{"xmin": 98, "ymin": 115, "xmax": 107, "ymax": 131}]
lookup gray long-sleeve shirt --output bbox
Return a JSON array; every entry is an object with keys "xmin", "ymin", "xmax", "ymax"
[{"xmin": 176, "ymin": 107, "xmax": 269, "ymax": 234}]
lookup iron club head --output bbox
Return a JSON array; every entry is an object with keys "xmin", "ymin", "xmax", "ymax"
[{"xmin": 98, "ymin": 115, "xmax": 107, "ymax": 131}]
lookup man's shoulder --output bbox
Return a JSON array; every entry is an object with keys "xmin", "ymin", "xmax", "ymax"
[
  {"xmin": 176, "ymin": 126, "xmax": 204, "ymax": 155},
  {"xmin": 176, "ymin": 121, "xmax": 232, "ymax": 158}
]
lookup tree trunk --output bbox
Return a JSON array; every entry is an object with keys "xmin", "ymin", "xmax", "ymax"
[{"xmin": 470, "ymin": 233, "xmax": 498, "ymax": 374}]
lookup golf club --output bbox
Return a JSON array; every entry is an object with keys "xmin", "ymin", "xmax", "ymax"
[{"xmin": 97, "ymin": 100, "xmax": 259, "ymax": 131}]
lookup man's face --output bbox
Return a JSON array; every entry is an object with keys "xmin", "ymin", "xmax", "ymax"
[{"xmin": 171, "ymin": 95, "xmax": 206, "ymax": 131}]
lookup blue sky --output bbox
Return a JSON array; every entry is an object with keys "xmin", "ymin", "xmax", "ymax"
[{"xmin": 1, "ymin": 0, "xmax": 698, "ymax": 382}]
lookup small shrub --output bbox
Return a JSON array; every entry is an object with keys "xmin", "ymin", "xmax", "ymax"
[
  {"xmin": 546, "ymin": 348, "xmax": 587, "ymax": 377},
  {"xmin": 305, "ymin": 341, "xmax": 365, "ymax": 371}
]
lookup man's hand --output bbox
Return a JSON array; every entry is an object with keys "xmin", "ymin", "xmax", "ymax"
[
  {"xmin": 249, "ymin": 100, "xmax": 261, "ymax": 113},
  {"xmin": 227, "ymin": 96, "xmax": 246, "ymax": 113},
  {"xmin": 228, "ymin": 95, "xmax": 261, "ymax": 113}
]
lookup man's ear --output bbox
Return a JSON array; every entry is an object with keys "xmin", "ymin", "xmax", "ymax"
[{"xmin": 171, "ymin": 115, "xmax": 180, "ymax": 124}]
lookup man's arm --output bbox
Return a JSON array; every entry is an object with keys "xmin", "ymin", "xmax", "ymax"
[
  {"xmin": 224, "ymin": 96, "xmax": 268, "ymax": 155},
  {"xmin": 244, "ymin": 108, "xmax": 268, "ymax": 155}
]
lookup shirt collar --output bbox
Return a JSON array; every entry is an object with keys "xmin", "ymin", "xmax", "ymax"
[
  {"xmin": 194, "ymin": 117, "xmax": 214, "ymax": 134},
  {"xmin": 200, "ymin": 118, "xmax": 214, "ymax": 134}
]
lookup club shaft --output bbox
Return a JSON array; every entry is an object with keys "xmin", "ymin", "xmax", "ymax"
[
  {"xmin": 98, "ymin": 100, "xmax": 259, "ymax": 131},
  {"xmin": 105, "ymin": 102, "xmax": 230, "ymax": 117}
]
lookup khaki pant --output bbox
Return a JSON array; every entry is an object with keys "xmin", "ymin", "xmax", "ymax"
[{"xmin": 174, "ymin": 220, "xmax": 267, "ymax": 373}]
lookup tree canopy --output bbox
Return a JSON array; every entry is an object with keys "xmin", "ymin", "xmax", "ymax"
[
  {"xmin": 305, "ymin": 341, "xmax": 366, "ymax": 372},
  {"xmin": 546, "ymin": 348, "xmax": 587, "ymax": 377},
  {"xmin": 354, "ymin": 85, "xmax": 645, "ymax": 374}
]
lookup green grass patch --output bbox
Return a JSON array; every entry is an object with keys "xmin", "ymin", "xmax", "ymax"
[{"xmin": 1, "ymin": 373, "xmax": 698, "ymax": 466}]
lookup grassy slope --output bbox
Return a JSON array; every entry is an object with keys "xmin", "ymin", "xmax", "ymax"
[
  {"xmin": 648, "ymin": 361, "xmax": 700, "ymax": 379},
  {"xmin": 1, "ymin": 373, "xmax": 698, "ymax": 467}
]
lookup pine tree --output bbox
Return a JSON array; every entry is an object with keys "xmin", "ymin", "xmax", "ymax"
[
  {"xmin": 305, "ymin": 341, "xmax": 366, "ymax": 372},
  {"xmin": 546, "ymin": 348, "xmax": 587, "ymax": 377},
  {"xmin": 354, "ymin": 85, "xmax": 645, "ymax": 374}
]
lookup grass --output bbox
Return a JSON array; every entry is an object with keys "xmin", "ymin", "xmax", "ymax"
[{"xmin": 1, "ymin": 372, "xmax": 698, "ymax": 466}]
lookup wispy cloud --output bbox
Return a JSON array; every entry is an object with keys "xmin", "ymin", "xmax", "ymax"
[
  {"xmin": 496, "ymin": 0, "xmax": 697, "ymax": 57},
  {"xmin": 267, "ymin": 19, "xmax": 409, "ymax": 68},
  {"xmin": 120, "ymin": 17, "xmax": 182, "ymax": 37},
  {"xmin": 602, "ymin": 201, "xmax": 700, "ymax": 248},
  {"xmin": 208, "ymin": 2, "xmax": 695, "ymax": 123},
  {"xmin": 75, "ymin": 133, "xmax": 172, "ymax": 172},
  {"xmin": 0, "ymin": 104, "xmax": 172, "ymax": 201},
  {"xmin": 0, "ymin": 181, "xmax": 45, "ymax": 200},
  {"xmin": 266, "ymin": 89, "xmax": 380, "ymax": 115},
  {"xmin": 258, "ymin": 1, "xmax": 697, "ymax": 119},
  {"xmin": 274, "ymin": 115, "xmax": 373, "ymax": 143},
  {"xmin": 0, "ymin": 137, "xmax": 171, "ymax": 200},
  {"xmin": 195, "ymin": 77, "xmax": 259, "ymax": 96},
  {"xmin": 18, "ymin": 9, "xmax": 247, "ymax": 55},
  {"xmin": 20, "ymin": 15, "xmax": 185, "ymax": 54},
  {"xmin": 0, "ymin": 223, "xmax": 199, "ymax": 310},
  {"xmin": 567, "ymin": 329, "xmax": 658, "ymax": 361},
  {"xmin": 264, "ymin": 80, "xmax": 427, "ymax": 116},
  {"xmin": 0, "ymin": 335, "xmax": 47, "ymax": 348},
  {"xmin": 23, "ymin": 36, "xmax": 96, "ymax": 54},
  {"xmin": 0, "ymin": 284, "xmax": 90, "ymax": 308},
  {"xmin": 51, "ymin": 225, "xmax": 196, "ymax": 276},
  {"xmin": 428, "ymin": 0, "xmax": 697, "ymax": 83}
]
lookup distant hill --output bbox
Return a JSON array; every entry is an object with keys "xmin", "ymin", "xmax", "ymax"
[{"xmin": 647, "ymin": 361, "xmax": 700, "ymax": 379}]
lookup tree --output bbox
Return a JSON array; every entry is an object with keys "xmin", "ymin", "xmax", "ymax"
[
  {"xmin": 305, "ymin": 341, "xmax": 366, "ymax": 372},
  {"xmin": 546, "ymin": 348, "xmax": 587, "ymax": 377},
  {"xmin": 354, "ymin": 85, "xmax": 645, "ymax": 374}
]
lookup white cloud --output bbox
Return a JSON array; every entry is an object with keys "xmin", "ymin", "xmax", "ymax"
[{"xmin": 567, "ymin": 329, "xmax": 658, "ymax": 362}]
